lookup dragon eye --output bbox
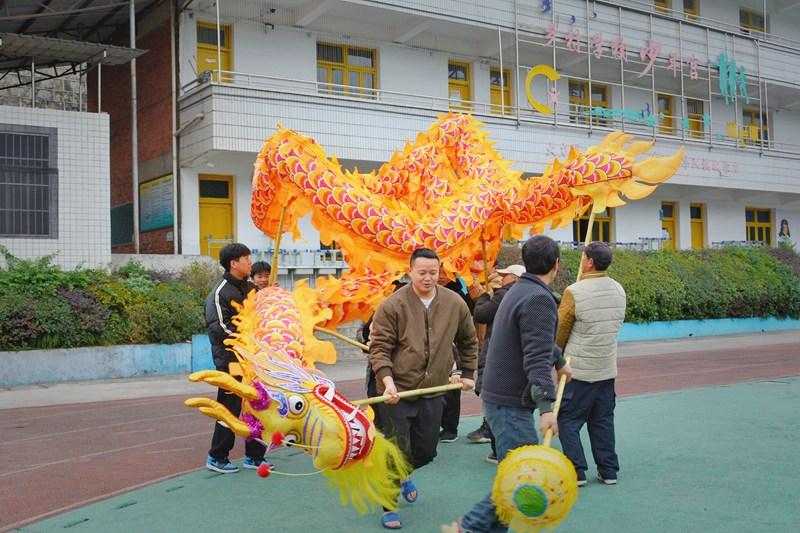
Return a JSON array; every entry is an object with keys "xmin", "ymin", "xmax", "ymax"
[{"xmin": 288, "ymin": 395, "xmax": 306, "ymax": 415}]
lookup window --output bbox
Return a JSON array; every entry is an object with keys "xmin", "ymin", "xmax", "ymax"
[
  {"xmin": 654, "ymin": 0, "xmax": 671, "ymax": 14},
  {"xmin": 196, "ymin": 22, "xmax": 232, "ymax": 83},
  {"xmin": 0, "ymin": 127, "xmax": 58, "ymax": 237},
  {"xmin": 657, "ymin": 94, "xmax": 674, "ymax": 135},
  {"xmin": 569, "ymin": 80, "xmax": 609, "ymax": 126},
  {"xmin": 686, "ymin": 98, "xmax": 704, "ymax": 139},
  {"xmin": 661, "ymin": 201, "xmax": 676, "ymax": 250},
  {"xmin": 683, "ymin": 0, "xmax": 699, "ymax": 20},
  {"xmin": 316, "ymin": 43, "xmax": 377, "ymax": 98},
  {"xmin": 742, "ymin": 108, "xmax": 768, "ymax": 145},
  {"xmin": 320, "ymin": 240, "xmax": 341, "ymax": 262},
  {"xmin": 490, "ymin": 67, "xmax": 512, "ymax": 115},
  {"xmin": 740, "ymin": 9, "xmax": 765, "ymax": 33},
  {"xmin": 745, "ymin": 208, "xmax": 771, "ymax": 245},
  {"xmin": 573, "ymin": 209, "xmax": 613, "ymax": 243},
  {"xmin": 448, "ymin": 61, "xmax": 472, "ymax": 111}
]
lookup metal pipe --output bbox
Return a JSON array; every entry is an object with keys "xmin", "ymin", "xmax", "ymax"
[
  {"xmin": 618, "ymin": 6, "xmax": 625, "ymax": 131},
  {"xmin": 171, "ymin": 0, "xmax": 179, "ymax": 254},
  {"xmin": 513, "ymin": 0, "xmax": 520, "ymax": 125},
  {"xmin": 31, "ymin": 59, "xmax": 35, "ymax": 108},
  {"xmin": 650, "ymin": 14, "xmax": 656, "ymax": 139},
  {"xmin": 586, "ymin": 0, "xmax": 593, "ymax": 132},
  {"xmin": 731, "ymin": 34, "xmax": 740, "ymax": 150},
  {"xmin": 216, "ymin": 0, "xmax": 222, "ymax": 82},
  {"xmin": 498, "ymin": 25, "xmax": 505, "ymax": 113},
  {"xmin": 756, "ymin": 39, "xmax": 764, "ymax": 153},
  {"xmin": 679, "ymin": 20, "xmax": 686, "ymax": 142},
  {"xmin": 98, "ymin": 63, "xmax": 101, "ymax": 112},
  {"xmin": 552, "ymin": 1, "xmax": 557, "ymax": 126},
  {"xmin": 706, "ymin": 27, "xmax": 713, "ymax": 146},
  {"xmin": 764, "ymin": 68, "xmax": 769, "ymax": 150},
  {"xmin": 130, "ymin": 0, "xmax": 140, "ymax": 253}
]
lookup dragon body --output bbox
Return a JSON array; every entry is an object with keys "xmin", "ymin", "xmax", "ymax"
[
  {"xmin": 252, "ymin": 113, "xmax": 683, "ymax": 282},
  {"xmin": 187, "ymin": 113, "xmax": 684, "ymax": 515}
]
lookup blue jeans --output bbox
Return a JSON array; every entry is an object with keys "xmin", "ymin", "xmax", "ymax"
[{"xmin": 461, "ymin": 401, "xmax": 539, "ymax": 533}]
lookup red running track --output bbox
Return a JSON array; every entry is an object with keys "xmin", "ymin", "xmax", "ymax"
[{"xmin": 1, "ymin": 342, "xmax": 798, "ymax": 531}]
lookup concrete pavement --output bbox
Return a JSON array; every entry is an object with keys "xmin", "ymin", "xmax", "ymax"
[{"xmin": 1, "ymin": 331, "xmax": 796, "ymax": 409}]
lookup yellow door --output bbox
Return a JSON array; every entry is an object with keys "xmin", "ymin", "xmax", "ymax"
[
  {"xmin": 661, "ymin": 201, "xmax": 676, "ymax": 250},
  {"xmin": 690, "ymin": 203, "xmax": 704, "ymax": 249},
  {"xmin": 658, "ymin": 94, "xmax": 674, "ymax": 135},
  {"xmin": 448, "ymin": 61, "xmax": 472, "ymax": 111},
  {"xmin": 197, "ymin": 22, "xmax": 232, "ymax": 82},
  {"xmin": 199, "ymin": 175, "xmax": 234, "ymax": 259},
  {"xmin": 490, "ymin": 68, "xmax": 511, "ymax": 115}
]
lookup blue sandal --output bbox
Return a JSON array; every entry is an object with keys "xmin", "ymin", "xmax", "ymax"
[
  {"xmin": 381, "ymin": 511, "xmax": 403, "ymax": 530},
  {"xmin": 401, "ymin": 479, "xmax": 418, "ymax": 504}
]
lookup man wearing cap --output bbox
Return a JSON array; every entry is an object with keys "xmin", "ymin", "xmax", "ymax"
[
  {"xmin": 556, "ymin": 241, "xmax": 626, "ymax": 487},
  {"xmin": 465, "ymin": 264, "xmax": 525, "ymax": 462}
]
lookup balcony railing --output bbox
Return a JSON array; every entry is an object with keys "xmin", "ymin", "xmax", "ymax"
[{"xmin": 181, "ymin": 70, "xmax": 800, "ymax": 157}]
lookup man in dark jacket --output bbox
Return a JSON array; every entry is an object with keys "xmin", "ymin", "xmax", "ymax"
[
  {"xmin": 203, "ymin": 243, "xmax": 268, "ymax": 474},
  {"xmin": 466, "ymin": 264, "xmax": 524, "ymax": 462},
  {"xmin": 443, "ymin": 235, "xmax": 573, "ymax": 533}
]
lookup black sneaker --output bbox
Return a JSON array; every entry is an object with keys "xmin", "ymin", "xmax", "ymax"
[
  {"xmin": 485, "ymin": 453, "xmax": 498, "ymax": 465},
  {"xmin": 439, "ymin": 431, "xmax": 459, "ymax": 443},
  {"xmin": 467, "ymin": 420, "xmax": 492, "ymax": 444}
]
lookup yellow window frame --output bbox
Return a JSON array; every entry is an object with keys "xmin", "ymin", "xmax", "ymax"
[
  {"xmin": 569, "ymin": 80, "xmax": 609, "ymax": 126},
  {"xmin": 490, "ymin": 67, "xmax": 512, "ymax": 115},
  {"xmin": 740, "ymin": 8, "xmax": 765, "ymax": 33},
  {"xmin": 742, "ymin": 108, "xmax": 768, "ymax": 145},
  {"xmin": 654, "ymin": 0, "xmax": 671, "ymax": 14},
  {"xmin": 573, "ymin": 208, "xmax": 613, "ymax": 243},
  {"xmin": 686, "ymin": 98, "xmax": 704, "ymax": 139},
  {"xmin": 316, "ymin": 42, "xmax": 377, "ymax": 99},
  {"xmin": 683, "ymin": 0, "xmax": 699, "ymax": 20},
  {"xmin": 657, "ymin": 94, "xmax": 674, "ymax": 135},
  {"xmin": 448, "ymin": 61, "xmax": 472, "ymax": 111},
  {"xmin": 745, "ymin": 208, "xmax": 772, "ymax": 245},
  {"xmin": 196, "ymin": 21, "xmax": 233, "ymax": 83}
]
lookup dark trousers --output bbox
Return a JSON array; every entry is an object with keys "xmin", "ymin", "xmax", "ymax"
[
  {"xmin": 378, "ymin": 395, "xmax": 446, "ymax": 470},
  {"xmin": 440, "ymin": 388, "xmax": 461, "ymax": 434},
  {"xmin": 208, "ymin": 367, "xmax": 266, "ymax": 461},
  {"xmin": 557, "ymin": 378, "xmax": 619, "ymax": 479}
]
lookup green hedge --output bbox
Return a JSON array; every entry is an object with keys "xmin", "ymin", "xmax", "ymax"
[
  {"xmin": 0, "ymin": 249, "xmax": 214, "ymax": 351},
  {"xmin": 550, "ymin": 247, "xmax": 800, "ymax": 323},
  {"xmin": 2, "ymin": 246, "xmax": 798, "ymax": 351}
]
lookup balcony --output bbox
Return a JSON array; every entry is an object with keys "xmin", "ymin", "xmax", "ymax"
[{"xmin": 179, "ymin": 69, "xmax": 800, "ymax": 165}]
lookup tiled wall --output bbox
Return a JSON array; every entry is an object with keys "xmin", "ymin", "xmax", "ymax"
[{"xmin": 0, "ymin": 106, "xmax": 111, "ymax": 270}]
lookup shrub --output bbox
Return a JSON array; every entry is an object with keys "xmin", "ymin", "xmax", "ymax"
[
  {"xmin": 1, "ymin": 245, "xmax": 797, "ymax": 352},
  {"xmin": 554, "ymin": 246, "xmax": 800, "ymax": 322},
  {"xmin": 0, "ymin": 252, "xmax": 208, "ymax": 351}
]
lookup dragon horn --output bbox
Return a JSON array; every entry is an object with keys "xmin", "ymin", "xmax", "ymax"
[
  {"xmin": 623, "ymin": 140, "xmax": 655, "ymax": 159},
  {"xmin": 632, "ymin": 146, "xmax": 685, "ymax": 184}
]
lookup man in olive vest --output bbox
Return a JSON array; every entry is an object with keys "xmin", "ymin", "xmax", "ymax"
[{"xmin": 556, "ymin": 241, "xmax": 626, "ymax": 487}]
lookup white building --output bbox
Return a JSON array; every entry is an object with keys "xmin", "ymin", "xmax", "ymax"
[
  {"xmin": 173, "ymin": 0, "xmax": 799, "ymax": 264},
  {"xmin": 0, "ymin": 106, "xmax": 110, "ymax": 269}
]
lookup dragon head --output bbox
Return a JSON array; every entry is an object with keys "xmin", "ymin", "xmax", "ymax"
[{"xmin": 185, "ymin": 287, "xmax": 410, "ymax": 513}]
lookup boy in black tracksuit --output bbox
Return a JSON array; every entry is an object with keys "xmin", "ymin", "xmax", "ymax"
[{"xmin": 203, "ymin": 243, "xmax": 267, "ymax": 474}]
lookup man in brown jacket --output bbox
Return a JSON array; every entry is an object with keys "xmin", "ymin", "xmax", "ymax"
[{"xmin": 369, "ymin": 248, "xmax": 478, "ymax": 530}]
